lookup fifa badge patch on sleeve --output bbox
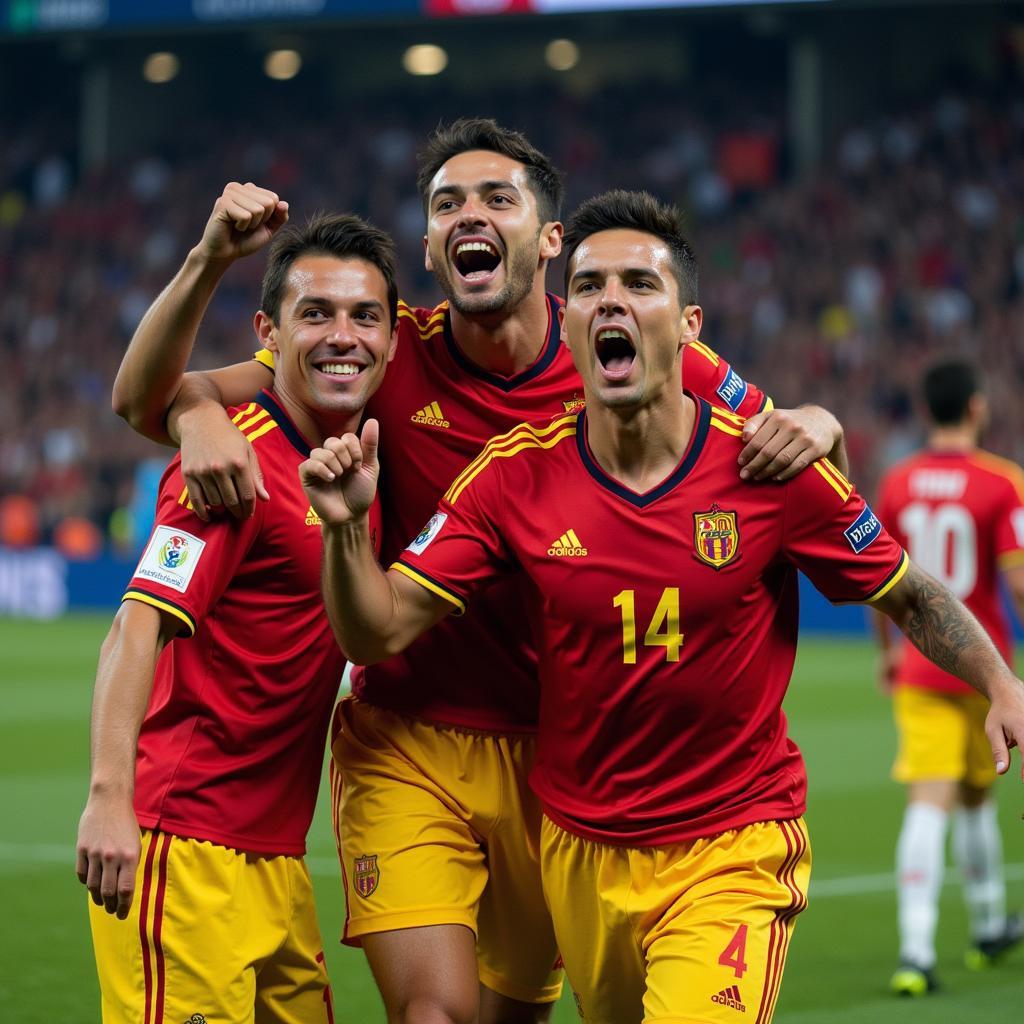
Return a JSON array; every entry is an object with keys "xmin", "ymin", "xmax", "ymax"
[
  {"xmin": 134, "ymin": 526, "xmax": 206, "ymax": 593},
  {"xmin": 716, "ymin": 368, "xmax": 748, "ymax": 412},
  {"xmin": 406, "ymin": 512, "xmax": 448, "ymax": 555},
  {"xmin": 844, "ymin": 505, "xmax": 881, "ymax": 553}
]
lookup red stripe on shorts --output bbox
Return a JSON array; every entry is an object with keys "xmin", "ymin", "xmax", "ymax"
[
  {"xmin": 138, "ymin": 832, "xmax": 160, "ymax": 1024},
  {"xmin": 152, "ymin": 833, "xmax": 173, "ymax": 1024},
  {"xmin": 755, "ymin": 820, "xmax": 808, "ymax": 1024}
]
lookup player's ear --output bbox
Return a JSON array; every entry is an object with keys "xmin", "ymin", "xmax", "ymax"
[
  {"xmin": 557, "ymin": 305, "xmax": 568, "ymax": 348},
  {"xmin": 540, "ymin": 221, "xmax": 563, "ymax": 263},
  {"xmin": 254, "ymin": 310, "xmax": 279, "ymax": 354},
  {"xmin": 386, "ymin": 320, "xmax": 399, "ymax": 364},
  {"xmin": 680, "ymin": 304, "xmax": 702, "ymax": 349},
  {"xmin": 423, "ymin": 235, "xmax": 433, "ymax": 273}
]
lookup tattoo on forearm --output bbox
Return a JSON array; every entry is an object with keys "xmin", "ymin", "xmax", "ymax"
[{"xmin": 903, "ymin": 565, "xmax": 982, "ymax": 677}]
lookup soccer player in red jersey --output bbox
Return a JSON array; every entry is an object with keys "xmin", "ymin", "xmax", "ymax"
[
  {"xmin": 110, "ymin": 123, "xmax": 847, "ymax": 1024},
  {"xmin": 301, "ymin": 190, "xmax": 1024, "ymax": 1024},
  {"xmin": 75, "ymin": 188, "xmax": 396, "ymax": 1023},
  {"xmin": 874, "ymin": 361, "xmax": 1024, "ymax": 995}
]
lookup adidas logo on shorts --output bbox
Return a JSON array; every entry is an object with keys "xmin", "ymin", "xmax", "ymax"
[{"xmin": 711, "ymin": 985, "xmax": 746, "ymax": 1012}]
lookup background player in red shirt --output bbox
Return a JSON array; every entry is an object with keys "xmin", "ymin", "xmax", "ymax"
[
  {"xmin": 110, "ymin": 123, "xmax": 848, "ymax": 1024},
  {"xmin": 875, "ymin": 361, "xmax": 1024, "ymax": 995},
  {"xmin": 300, "ymin": 190, "xmax": 1024, "ymax": 1024},
  {"xmin": 75, "ymin": 189, "xmax": 397, "ymax": 1023}
]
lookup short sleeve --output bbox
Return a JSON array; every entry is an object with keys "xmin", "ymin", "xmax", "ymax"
[
  {"xmin": 781, "ymin": 458, "xmax": 908, "ymax": 604},
  {"xmin": 123, "ymin": 458, "xmax": 260, "ymax": 636},
  {"xmin": 683, "ymin": 341, "xmax": 770, "ymax": 416},
  {"xmin": 391, "ymin": 460, "xmax": 516, "ymax": 614},
  {"xmin": 994, "ymin": 473, "xmax": 1024, "ymax": 570}
]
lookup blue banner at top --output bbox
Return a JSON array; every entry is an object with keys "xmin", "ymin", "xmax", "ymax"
[{"xmin": 3, "ymin": 0, "xmax": 418, "ymax": 34}]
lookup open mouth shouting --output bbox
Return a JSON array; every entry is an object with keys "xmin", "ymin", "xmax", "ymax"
[
  {"xmin": 451, "ymin": 235, "xmax": 503, "ymax": 286},
  {"xmin": 595, "ymin": 326, "xmax": 637, "ymax": 381}
]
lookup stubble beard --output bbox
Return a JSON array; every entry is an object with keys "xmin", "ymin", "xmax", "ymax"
[{"xmin": 433, "ymin": 238, "xmax": 540, "ymax": 318}]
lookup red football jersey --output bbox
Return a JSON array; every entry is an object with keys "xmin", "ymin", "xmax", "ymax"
[
  {"xmin": 876, "ymin": 448, "xmax": 1024, "ymax": 694},
  {"xmin": 125, "ymin": 390, "xmax": 378, "ymax": 856},
  {"xmin": 395, "ymin": 397, "xmax": 907, "ymax": 844},
  {"xmin": 348, "ymin": 295, "xmax": 770, "ymax": 732}
]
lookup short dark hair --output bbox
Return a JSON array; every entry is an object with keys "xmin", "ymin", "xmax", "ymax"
[
  {"xmin": 416, "ymin": 117, "xmax": 564, "ymax": 224},
  {"xmin": 259, "ymin": 213, "xmax": 398, "ymax": 326},
  {"xmin": 923, "ymin": 360, "xmax": 979, "ymax": 425},
  {"xmin": 563, "ymin": 190, "xmax": 698, "ymax": 305}
]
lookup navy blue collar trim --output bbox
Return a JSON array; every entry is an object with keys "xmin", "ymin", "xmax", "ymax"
[
  {"xmin": 575, "ymin": 398, "xmax": 711, "ymax": 508},
  {"xmin": 256, "ymin": 390, "xmax": 312, "ymax": 458},
  {"xmin": 443, "ymin": 293, "xmax": 562, "ymax": 393}
]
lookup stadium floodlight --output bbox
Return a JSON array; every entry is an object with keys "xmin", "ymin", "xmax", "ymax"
[
  {"xmin": 545, "ymin": 38, "xmax": 579, "ymax": 71},
  {"xmin": 143, "ymin": 53, "xmax": 180, "ymax": 84},
  {"xmin": 403, "ymin": 44, "xmax": 448, "ymax": 77},
  {"xmin": 265, "ymin": 49, "xmax": 303, "ymax": 81}
]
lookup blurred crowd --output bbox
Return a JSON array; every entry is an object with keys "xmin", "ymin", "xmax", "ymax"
[{"xmin": 2, "ymin": 76, "xmax": 1023, "ymax": 554}]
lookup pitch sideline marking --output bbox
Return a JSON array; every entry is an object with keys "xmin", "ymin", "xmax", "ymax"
[{"xmin": 4, "ymin": 841, "xmax": 1022, "ymax": 898}]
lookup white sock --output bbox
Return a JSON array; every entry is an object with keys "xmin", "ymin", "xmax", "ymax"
[
  {"xmin": 952, "ymin": 801, "xmax": 1006, "ymax": 942},
  {"xmin": 896, "ymin": 802, "xmax": 948, "ymax": 968}
]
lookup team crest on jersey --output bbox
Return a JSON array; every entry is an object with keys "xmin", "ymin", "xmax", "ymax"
[
  {"xmin": 353, "ymin": 855, "xmax": 379, "ymax": 898},
  {"xmin": 562, "ymin": 392, "xmax": 586, "ymax": 413},
  {"xmin": 694, "ymin": 505, "xmax": 740, "ymax": 569}
]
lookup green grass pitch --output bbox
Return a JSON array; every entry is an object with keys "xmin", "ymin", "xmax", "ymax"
[{"xmin": 1, "ymin": 613, "xmax": 1021, "ymax": 1022}]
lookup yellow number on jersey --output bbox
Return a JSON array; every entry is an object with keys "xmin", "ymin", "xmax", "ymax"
[{"xmin": 613, "ymin": 588, "xmax": 684, "ymax": 665}]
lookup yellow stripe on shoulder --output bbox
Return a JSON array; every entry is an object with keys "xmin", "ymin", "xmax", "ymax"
[
  {"xmin": 122, "ymin": 591, "xmax": 196, "ymax": 636},
  {"xmin": 819, "ymin": 457, "xmax": 852, "ymax": 491},
  {"xmin": 244, "ymin": 420, "xmax": 279, "ymax": 444},
  {"xmin": 690, "ymin": 340, "xmax": 720, "ymax": 366},
  {"xmin": 710, "ymin": 417, "xmax": 744, "ymax": 438},
  {"xmin": 968, "ymin": 451, "xmax": 1024, "ymax": 503},
  {"xmin": 445, "ymin": 415, "xmax": 579, "ymax": 505},
  {"xmin": 236, "ymin": 408, "xmax": 269, "ymax": 433},
  {"xmin": 997, "ymin": 550, "xmax": 1024, "ymax": 570},
  {"xmin": 812, "ymin": 461, "xmax": 853, "ymax": 502},
  {"xmin": 391, "ymin": 562, "xmax": 466, "ymax": 615},
  {"xmin": 231, "ymin": 403, "xmax": 259, "ymax": 425},
  {"xmin": 710, "ymin": 405, "xmax": 746, "ymax": 426}
]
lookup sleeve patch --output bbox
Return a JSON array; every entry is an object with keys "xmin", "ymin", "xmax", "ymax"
[
  {"xmin": 716, "ymin": 368, "xmax": 749, "ymax": 412},
  {"xmin": 406, "ymin": 512, "xmax": 448, "ymax": 555},
  {"xmin": 133, "ymin": 526, "xmax": 207, "ymax": 593},
  {"xmin": 844, "ymin": 505, "xmax": 882, "ymax": 554}
]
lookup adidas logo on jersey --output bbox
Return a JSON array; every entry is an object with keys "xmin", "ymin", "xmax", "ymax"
[
  {"xmin": 411, "ymin": 402, "xmax": 450, "ymax": 429},
  {"xmin": 548, "ymin": 529, "xmax": 587, "ymax": 557},
  {"xmin": 305, "ymin": 506, "xmax": 322, "ymax": 527},
  {"xmin": 711, "ymin": 986, "xmax": 746, "ymax": 1012}
]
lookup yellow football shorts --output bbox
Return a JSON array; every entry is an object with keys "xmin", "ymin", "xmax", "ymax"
[
  {"xmin": 331, "ymin": 696, "xmax": 563, "ymax": 1004},
  {"xmin": 89, "ymin": 830, "xmax": 333, "ymax": 1024},
  {"xmin": 540, "ymin": 816, "xmax": 811, "ymax": 1024},
  {"xmin": 892, "ymin": 684, "xmax": 996, "ymax": 787}
]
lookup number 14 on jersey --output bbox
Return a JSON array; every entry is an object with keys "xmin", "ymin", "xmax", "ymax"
[{"xmin": 613, "ymin": 588, "xmax": 684, "ymax": 664}]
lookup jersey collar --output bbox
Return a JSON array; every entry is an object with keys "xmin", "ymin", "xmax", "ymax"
[
  {"xmin": 575, "ymin": 395, "xmax": 711, "ymax": 509},
  {"xmin": 256, "ymin": 390, "xmax": 312, "ymax": 457},
  {"xmin": 443, "ymin": 293, "xmax": 562, "ymax": 393}
]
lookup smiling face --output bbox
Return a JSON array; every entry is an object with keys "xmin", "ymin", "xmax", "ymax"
[
  {"xmin": 423, "ymin": 149, "xmax": 561, "ymax": 316},
  {"xmin": 256, "ymin": 254, "xmax": 396, "ymax": 436},
  {"xmin": 562, "ymin": 228, "xmax": 701, "ymax": 411}
]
